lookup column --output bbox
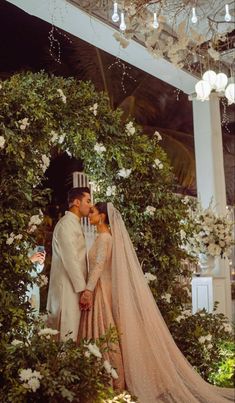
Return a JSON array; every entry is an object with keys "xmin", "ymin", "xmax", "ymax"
[{"xmin": 191, "ymin": 92, "xmax": 232, "ymax": 320}]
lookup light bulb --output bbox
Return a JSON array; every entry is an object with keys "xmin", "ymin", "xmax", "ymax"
[
  {"xmin": 215, "ymin": 73, "xmax": 228, "ymax": 92},
  {"xmin": 153, "ymin": 12, "xmax": 159, "ymax": 29},
  {"xmin": 112, "ymin": 2, "xmax": 119, "ymax": 23},
  {"xmin": 119, "ymin": 12, "xmax": 126, "ymax": 31},
  {"xmin": 191, "ymin": 7, "xmax": 198, "ymax": 24},
  {"xmin": 225, "ymin": 83, "xmax": 235, "ymax": 105},
  {"xmin": 195, "ymin": 80, "xmax": 212, "ymax": 101},
  {"xmin": 224, "ymin": 4, "xmax": 231, "ymax": 22},
  {"xmin": 202, "ymin": 70, "xmax": 217, "ymax": 89}
]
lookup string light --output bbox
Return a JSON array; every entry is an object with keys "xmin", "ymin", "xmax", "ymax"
[
  {"xmin": 119, "ymin": 12, "xmax": 126, "ymax": 31},
  {"xmin": 112, "ymin": 2, "xmax": 119, "ymax": 23},
  {"xmin": 191, "ymin": 7, "xmax": 198, "ymax": 24},
  {"xmin": 152, "ymin": 12, "xmax": 159, "ymax": 29},
  {"xmin": 48, "ymin": 25, "xmax": 72, "ymax": 64},
  {"xmin": 224, "ymin": 4, "xmax": 231, "ymax": 22},
  {"xmin": 108, "ymin": 58, "xmax": 136, "ymax": 93}
]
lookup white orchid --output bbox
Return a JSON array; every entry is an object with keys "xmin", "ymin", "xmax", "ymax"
[
  {"xmin": 144, "ymin": 205, "xmax": 156, "ymax": 216},
  {"xmin": 117, "ymin": 168, "xmax": 132, "ymax": 178},
  {"xmin": 106, "ymin": 185, "xmax": 116, "ymax": 197},
  {"xmin": 103, "ymin": 360, "xmax": 112, "ymax": 374},
  {"xmin": 110, "ymin": 368, "xmax": 119, "ymax": 379},
  {"xmin": 125, "ymin": 121, "xmax": 135, "ymax": 136},
  {"xmin": 0, "ymin": 136, "xmax": 5, "ymax": 149},
  {"xmin": 94, "ymin": 142, "xmax": 106, "ymax": 154},
  {"xmin": 19, "ymin": 117, "xmax": 30, "ymax": 130},
  {"xmin": 58, "ymin": 133, "xmax": 66, "ymax": 144},
  {"xmin": 153, "ymin": 158, "xmax": 163, "ymax": 169},
  {"xmin": 161, "ymin": 293, "xmax": 171, "ymax": 303},
  {"xmin": 89, "ymin": 102, "xmax": 98, "ymax": 116},
  {"xmin": 144, "ymin": 272, "xmax": 157, "ymax": 284},
  {"xmin": 154, "ymin": 131, "xmax": 162, "ymax": 141},
  {"xmin": 38, "ymin": 274, "xmax": 48, "ymax": 287},
  {"xmin": 11, "ymin": 339, "xmax": 24, "ymax": 346},
  {"xmin": 50, "ymin": 130, "xmax": 59, "ymax": 143},
  {"xmin": 40, "ymin": 154, "xmax": 50, "ymax": 173},
  {"xmin": 87, "ymin": 342, "xmax": 102, "ymax": 358},
  {"xmin": 38, "ymin": 328, "xmax": 59, "ymax": 338},
  {"xmin": 57, "ymin": 88, "xmax": 66, "ymax": 104}
]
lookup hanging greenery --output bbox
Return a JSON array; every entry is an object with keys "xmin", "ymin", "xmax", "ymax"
[{"xmin": 0, "ymin": 72, "xmax": 233, "ymax": 400}]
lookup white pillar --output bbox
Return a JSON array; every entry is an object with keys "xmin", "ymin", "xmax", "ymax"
[{"xmin": 192, "ymin": 93, "xmax": 232, "ymax": 320}]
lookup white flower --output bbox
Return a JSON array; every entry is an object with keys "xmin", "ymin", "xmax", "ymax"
[
  {"xmin": 106, "ymin": 185, "xmax": 116, "ymax": 197},
  {"xmin": 154, "ymin": 131, "xmax": 162, "ymax": 141},
  {"xmin": 40, "ymin": 154, "xmax": 50, "ymax": 173},
  {"xmin": 50, "ymin": 130, "xmax": 58, "ymax": 143},
  {"xmin": 110, "ymin": 368, "xmax": 119, "ymax": 379},
  {"xmin": 14, "ymin": 234, "xmax": 23, "ymax": 240},
  {"xmin": 58, "ymin": 133, "xmax": 65, "ymax": 144},
  {"xmin": 11, "ymin": 339, "xmax": 23, "ymax": 346},
  {"xmin": 38, "ymin": 274, "xmax": 48, "ymax": 287},
  {"xmin": 28, "ymin": 224, "xmax": 37, "ymax": 233},
  {"xmin": 19, "ymin": 117, "xmax": 30, "ymax": 130},
  {"xmin": 27, "ymin": 377, "xmax": 40, "ymax": 392},
  {"xmin": 29, "ymin": 213, "xmax": 43, "ymax": 227},
  {"xmin": 0, "ymin": 136, "xmax": 5, "ymax": 149},
  {"xmin": 223, "ymin": 323, "xmax": 233, "ymax": 333},
  {"xmin": 162, "ymin": 293, "xmax": 171, "ymax": 303},
  {"xmin": 103, "ymin": 360, "xmax": 112, "ymax": 374},
  {"xmin": 87, "ymin": 343, "xmax": 102, "ymax": 358},
  {"xmin": 38, "ymin": 328, "xmax": 59, "ymax": 338},
  {"xmin": 207, "ymin": 343, "xmax": 213, "ymax": 349},
  {"xmin": 19, "ymin": 368, "xmax": 34, "ymax": 382},
  {"xmin": 84, "ymin": 351, "xmax": 91, "ymax": 358},
  {"xmin": 66, "ymin": 149, "xmax": 72, "ymax": 157},
  {"xmin": 117, "ymin": 168, "xmax": 132, "ymax": 178},
  {"xmin": 180, "ymin": 229, "xmax": 186, "ymax": 240},
  {"xmin": 144, "ymin": 205, "xmax": 156, "ymax": 216},
  {"xmin": 57, "ymin": 88, "xmax": 66, "ymax": 103},
  {"xmin": 89, "ymin": 103, "xmax": 98, "ymax": 116},
  {"xmin": 125, "ymin": 121, "xmax": 135, "ymax": 136},
  {"xmin": 6, "ymin": 236, "xmax": 14, "ymax": 245},
  {"xmin": 175, "ymin": 315, "xmax": 184, "ymax": 322},
  {"xmin": 207, "ymin": 243, "xmax": 221, "ymax": 256},
  {"xmin": 94, "ymin": 142, "xmax": 106, "ymax": 154},
  {"xmin": 144, "ymin": 272, "xmax": 157, "ymax": 284},
  {"xmin": 153, "ymin": 158, "xmax": 163, "ymax": 169}
]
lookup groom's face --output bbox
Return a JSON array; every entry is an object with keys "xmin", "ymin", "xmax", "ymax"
[{"xmin": 78, "ymin": 192, "xmax": 91, "ymax": 217}]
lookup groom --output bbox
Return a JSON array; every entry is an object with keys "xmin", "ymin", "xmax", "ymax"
[{"xmin": 47, "ymin": 187, "xmax": 92, "ymax": 341}]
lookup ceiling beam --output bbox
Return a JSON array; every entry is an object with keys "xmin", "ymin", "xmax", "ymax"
[{"xmin": 7, "ymin": 0, "xmax": 198, "ymax": 94}]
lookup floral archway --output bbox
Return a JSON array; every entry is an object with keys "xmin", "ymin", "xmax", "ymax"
[{"xmin": 0, "ymin": 72, "xmax": 233, "ymax": 400}]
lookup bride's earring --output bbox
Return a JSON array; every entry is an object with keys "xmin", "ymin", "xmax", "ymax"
[{"xmin": 99, "ymin": 217, "xmax": 103, "ymax": 225}]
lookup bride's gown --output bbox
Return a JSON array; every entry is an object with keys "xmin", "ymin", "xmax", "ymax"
[{"xmin": 79, "ymin": 205, "xmax": 234, "ymax": 403}]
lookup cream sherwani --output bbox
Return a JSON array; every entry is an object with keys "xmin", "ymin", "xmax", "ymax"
[{"xmin": 47, "ymin": 211, "xmax": 87, "ymax": 341}]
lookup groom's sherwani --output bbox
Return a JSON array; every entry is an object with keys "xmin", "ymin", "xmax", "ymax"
[{"xmin": 47, "ymin": 211, "xmax": 87, "ymax": 341}]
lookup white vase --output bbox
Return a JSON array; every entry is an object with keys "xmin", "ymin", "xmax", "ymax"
[{"xmin": 198, "ymin": 253, "xmax": 215, "ymax": 276}]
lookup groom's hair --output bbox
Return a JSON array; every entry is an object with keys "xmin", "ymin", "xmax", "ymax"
[{"xmin": 68, "ymin": 187, "xmax": 90, "ymax": 205}]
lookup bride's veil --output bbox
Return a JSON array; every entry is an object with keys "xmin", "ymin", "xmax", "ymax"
[{"xmin": 107, "ymin": 202, "xmax": 233, "ymax": 403}]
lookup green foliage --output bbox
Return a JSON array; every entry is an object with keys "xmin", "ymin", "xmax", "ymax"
[
  {"xmin": 0, "ymin": 323, "xmax": 128, "ymax": 402},
  {"xmin": 168, "ymin": 307, "xmax": 234, "ymax": 383},
  {"xmin": 208, "ymin": 342, "xmax": 235, "ymax": 387}
]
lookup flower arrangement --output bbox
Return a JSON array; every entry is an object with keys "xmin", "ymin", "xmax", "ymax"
[{"xmin": 181, "ymin": 199, "xmax": 234, "ymax": 258}]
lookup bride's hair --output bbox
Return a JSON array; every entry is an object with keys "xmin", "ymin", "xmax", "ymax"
[{"xmin": 95, "ymin": 202, "xmax": 110, "ymax": 225}]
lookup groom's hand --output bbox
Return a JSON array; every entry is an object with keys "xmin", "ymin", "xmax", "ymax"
[{"xmin": 79, "ymin": 290, "xmax": 93, "ymax": 311}]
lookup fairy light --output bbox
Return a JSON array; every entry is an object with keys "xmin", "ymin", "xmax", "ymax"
[
  {"xmin": 224, "ymin": 4, "xmax": 231, "ymax": 22},
  {"xmin": 112, "ymin": 2, "xmax": 119, "ymax": 22},
  {"xmin": 108, "ymin": 58, "xmax": 136, "ymax": 93},
  {"xmin": 48, "ymin": 25, "xmax": 72, "ymax": 64},
  {"xmin": 119, "ymin": 12, "xmax": 126, "ymax": 31},
  {"xmin": 191, "ymin": 7, "xmax": 198, "ymax": 24}
]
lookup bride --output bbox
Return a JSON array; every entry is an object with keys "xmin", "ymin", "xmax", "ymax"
[{"xmin": 79, "ymin": 202, "xmax": 234, "ymax": 403}]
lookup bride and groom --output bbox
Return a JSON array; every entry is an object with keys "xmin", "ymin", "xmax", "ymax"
[{"xmin": 47, "ymin": 187, "xmax": 233, "ymax": 403}]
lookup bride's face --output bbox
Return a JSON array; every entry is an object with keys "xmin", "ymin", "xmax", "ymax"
[{"xmin": 89, "ymin": 207, "xmax": 100, "ymax": 225}]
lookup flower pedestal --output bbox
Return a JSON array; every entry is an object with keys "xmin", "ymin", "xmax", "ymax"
[{"xmin": 198, "ymin": 253, "xmax": 215, "ymax": 276}]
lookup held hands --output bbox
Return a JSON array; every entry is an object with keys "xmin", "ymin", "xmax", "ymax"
[{"xmin": 79, "ymin": 290, "xmax": 93, "ymax": 311}]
